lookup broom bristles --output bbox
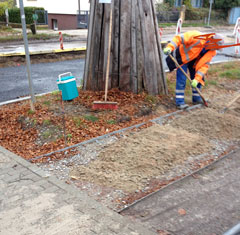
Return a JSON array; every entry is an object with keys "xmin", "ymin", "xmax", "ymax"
[{"xmin": 92, "ymin": 101, "xmax": 118, "ymax": 110}]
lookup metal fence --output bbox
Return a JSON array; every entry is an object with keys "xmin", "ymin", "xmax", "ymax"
[
  {"xmin": 35, "ymin": 10, "xmax": 48, "ymax": 25},
  {"xmin": 77, "ymin": 10, "xmax": 89, "ymax": 29}
]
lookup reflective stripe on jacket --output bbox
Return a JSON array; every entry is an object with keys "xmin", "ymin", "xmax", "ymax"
[{"xmin": 167, "ymin": 30, "xmax": 216, "ymax": 85}]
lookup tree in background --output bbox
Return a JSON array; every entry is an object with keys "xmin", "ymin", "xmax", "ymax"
[
  {"xmin": 0, "ymin": 0, "xmax": 15, "ymax": 8},
  {"xmin": 0, "ymin": 0, "xmax": 15, "ymax": 21}
]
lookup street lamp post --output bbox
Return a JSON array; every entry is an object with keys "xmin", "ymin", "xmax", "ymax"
[
  {"xmin": 78, "ymin": 0, "xmax": 81, "ymax": 14},
  {"xmin": 207, "ymin": 0, "xmax": 213, "ymax": 26},
  {"xmin": 19, "ymin": 0, "xmax": 35, "ymax": 111}
]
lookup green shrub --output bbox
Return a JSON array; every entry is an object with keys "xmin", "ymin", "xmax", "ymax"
[
  {"xmin": 84, "ymin": 115, "xmax": 99, "ymax": 123},
  {"xmin": 185, "ymin": 7, "xmax": 226, "ymax": 21},
  {"xmin": 0, "ymin": 3, "xmax": 8, "ymax": 22},
  {"xmin": 8, "ymin": 7, "xmax": 45, "ymax": 24}
]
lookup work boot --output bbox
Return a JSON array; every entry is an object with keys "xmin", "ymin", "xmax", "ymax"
[
  {"xmin": 192, "ymin": 99, "xmax": 207, "ymax": 105},
  {"xmin": 176, "ymin": 104, "xmax": 189, "ymax": 110}
]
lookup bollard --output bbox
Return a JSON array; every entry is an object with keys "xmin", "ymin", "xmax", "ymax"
[
  {"xmin": 176, "ymin": 18, "xmax": 182, "ymax": 35},
  {"xmin": 159, "ymin": 28, "xmax": 163, "ymax": 41},
  {"xmin": 59, "ymin": 32, "xmax": 64, "ymax": 50},
  {"xmin": 235, "ymin": 27, "xmax": 240, "ymax": 54},
  {"xmin": 233, "ymin": 17, "xmax": 240, "ymax": 36}
]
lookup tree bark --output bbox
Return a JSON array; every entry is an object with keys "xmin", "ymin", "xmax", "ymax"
[{"xmin": 83, "ymin": 0, "xmax": 168, "ymax": 95}]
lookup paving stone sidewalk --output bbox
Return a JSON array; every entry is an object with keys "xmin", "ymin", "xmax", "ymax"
[{"xmin": 0, "ymin": 146, "xmax": 155, "ymax": 235}]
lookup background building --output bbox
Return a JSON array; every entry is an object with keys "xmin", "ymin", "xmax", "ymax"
[{"xmin": 16, "ymin": 0, "xmax": 90, "ymax": 30}]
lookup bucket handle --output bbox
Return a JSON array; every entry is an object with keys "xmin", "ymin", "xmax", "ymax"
[{"xmin": 58, "ymin": 72, "xmax": 72, "ymax": 82}]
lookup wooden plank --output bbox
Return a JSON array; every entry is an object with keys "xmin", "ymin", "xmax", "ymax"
[
  {"xmin": 145, "ymin": 0, "xmax": 164, "ymax": 95},
  {"xmin": 136, "ymin": 4, "xmax": 145, "ymax": 93},
  {"xmin": 150, "ymin": 0, "xmax": 168, "ymax": 95},
  {"xmin": 138, "ymin": 0, "xmax": 158, "ymax": 95},
  {"xmin": 83, "ymin": 0, "xmax": 95, "ymax": 90},
  {"xmin": 93, "ymin": 2, "xmax": 104, "ymax": 90},
  {"xmin": 97, "ymin": 4, "xmax": 108, "ymax": 90},
  {"xmin": 131, "ymin": 0, "xmax": 138, "ymax": 93},
  {"xmin": 111, "ymin": 0, "xmax": 120, "ymax": 88},
  {"xmin": 119, "ymin": 0, "xmax": 132, "ymax": 91}
]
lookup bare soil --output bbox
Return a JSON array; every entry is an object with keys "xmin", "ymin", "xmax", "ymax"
[
  {"xmin": 1, "ymin": 60, "xmax": 240, "ymax": 210},
  {"xmin": 70, "ymin": 125, "xmax": 213, "ymax": 192}
]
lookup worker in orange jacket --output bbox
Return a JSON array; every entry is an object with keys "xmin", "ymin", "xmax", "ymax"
[{"xmin": 164, "ymin": 30, "xmax": 224, "ymax": 109}]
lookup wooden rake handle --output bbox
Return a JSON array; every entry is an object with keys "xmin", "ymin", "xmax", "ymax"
[
  {"xmin": 169, "ymin": 54, "xmax": 208, "ymax": 107},
  {"xmin": 104, "ymin": 3, "xmax": 113, "ymax": 102}
]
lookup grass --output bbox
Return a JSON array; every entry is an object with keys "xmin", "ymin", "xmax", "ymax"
[
  {"xmin": 43, "ymin": 100, "xmax": 51, "ymax": 106},
  {"xmin": 219, "ymin": 69, "xmax": 240, "ymax": 80},
  {"xmin": 43, "ymin": 119, "xmax": 51, "ymax": 126},
  {"xmin": 84, "ymin": 115, "xmax": 99, "ymax": 123},
  {"xmin": 28, "ymin": 109, "xmax": 35, "ymax": 115},
  {"xmin": 145, "ymin": 95, "xmax": 158, "ymax": 104},
  {"xmin": 42, "ymin": 130, "xmax": 51, "ymax": 139},
  {"xmin": 73, "ymin": 117, "xmax": 82, "ymax": 127},
  {"xmin": 106, "ymin": 119, "xmax": 116, "ymax": 125},
  {"xmin": 158, "ymin": 21, "xmax": 227, "ymax": 28},
  {"xmin": 52, "ymin": 90, "xmax": 60, "ymax": 96},
  {"xmin": 0, "ymin": 33, "xmax": 60, "ymax": 43},
  {"xmin": 67, "ymin": 133, "xmax": 72, "ymax": 140}
]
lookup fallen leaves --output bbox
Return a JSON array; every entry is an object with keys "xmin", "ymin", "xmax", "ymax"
[
  {"xmin": 178, "ymin": 208, "xmax": 187, "ymax": 216},
  {"xmin": 0, "ymin": 89, "xmax": 175, "ymax": 162}
]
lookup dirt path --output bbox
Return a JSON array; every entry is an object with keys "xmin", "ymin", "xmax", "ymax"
[{"xmin": 70, "ymin": 106, "xmax": 240, "ymax": 193}]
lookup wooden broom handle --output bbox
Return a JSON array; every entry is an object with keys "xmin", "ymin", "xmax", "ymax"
[{"xmin": 104, "ymin": 3, "xmax": 113, "ymax": 102}]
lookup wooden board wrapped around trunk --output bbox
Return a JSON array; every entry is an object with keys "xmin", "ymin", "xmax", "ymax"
[{"xmin": 83, "ymin": 0, "xmax": 168, "ymax": 96}]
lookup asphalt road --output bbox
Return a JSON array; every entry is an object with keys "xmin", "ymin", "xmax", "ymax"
[
  {"xmin": 0, "ymin": 59, "xmax": 85, "ymax": 102},
  {"xmin": 0, "ymin": 47, "xmax": 238, "ymax": 103}
]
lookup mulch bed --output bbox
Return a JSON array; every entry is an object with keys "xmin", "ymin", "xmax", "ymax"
[{"xmin": 0, "ymin": 88, "xmax": 175, "ymax": 162}]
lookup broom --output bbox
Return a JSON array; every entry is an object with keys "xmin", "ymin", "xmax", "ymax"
[{"xmin": 92, "ymin": 2, "xmax": 118, "ymax": 110}]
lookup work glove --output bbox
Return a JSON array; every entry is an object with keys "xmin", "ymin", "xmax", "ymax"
[
  {"xmin": 163, "ymin": 47, "xmax": 172, "ymax": 55},
  {"xmin": 191, "ymin": 79, "xmax": 199, "ymax": 88}
]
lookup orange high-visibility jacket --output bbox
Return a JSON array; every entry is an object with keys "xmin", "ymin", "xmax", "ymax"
[{"xmin": 167, "ymin": 30, "xmax": 216, "ymax": 85}]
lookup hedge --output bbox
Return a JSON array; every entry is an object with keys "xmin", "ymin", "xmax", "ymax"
[
  {"xmin": 185, "ymin": 7, "xmax": 226, "ymax": 21},
  {"xmin": 5, "ymin": 7, "xmax": 45, "ymax": 24}
]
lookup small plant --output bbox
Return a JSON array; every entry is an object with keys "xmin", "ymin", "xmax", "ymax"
[
  {"xmin": 106, "ymin": 119, "xmax": 116, "ymax": 125},
  {"xmin": 43, "ymin": 100, "xmax": 51, "ymax": 106},
  {"xmin": 223, "ymin": 63, "xmax": 236, "ymax": 70},
  {"xmin": 43, "ymin": 119, "xmax": 51, "ymax": 126},
  {"xmin": 28, "ymin": 109, "xmax": 35, "ymax": 115},
  {"xmin": 32, "ymin": 119, "xmax": 37, "ymax": 126},
  {"xmin": 52, "ymin": 90, "xmax": 60, "ymax": 96},
  {"xmin": 42, "ymin": 130, "xmax": 51, "ymax": 139},
  {"xmin": 67, "ymin": 133, "xmax": 72, "ymax": 141},
  {"xmin": 208, "ymin": 80, "xmax": 218, "ymax": 86},
  {"xmin": 84, "ymin": 115, "xmax": 99, "ymax": 122},
  {"xmin": 145, "ymin": 95, "xmax": 158, "ymax": 104},
  {"xmin": 73, "ymin": 117, "xmax": 82, "ymax": 127}
]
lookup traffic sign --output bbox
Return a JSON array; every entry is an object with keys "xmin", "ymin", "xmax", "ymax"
[{"xmin": 99, "ymin": 0, "xmax": 111, "ymax": 3}]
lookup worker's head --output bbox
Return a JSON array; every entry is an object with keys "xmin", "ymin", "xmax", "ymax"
[{"xmin": 212, "ymin": 33, "xmax": 225, "ymax": 51}]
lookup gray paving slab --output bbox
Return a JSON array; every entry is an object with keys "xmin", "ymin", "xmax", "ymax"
[
  {"xmin": 0, "ymin": 146, "xmax": 155, "ymax": 235},
  {"xmin": 121, "ymin": 148, "xmax": 240, "ymax": 235}
]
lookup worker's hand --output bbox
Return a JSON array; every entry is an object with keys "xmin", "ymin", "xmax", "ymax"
[
  {"xmin": 163, "ymin": 47, "xmax": 172, "ymax": 55},
  {"xmin": 191, "ymin": 79, "xmax": 199, "ymax": 88}
]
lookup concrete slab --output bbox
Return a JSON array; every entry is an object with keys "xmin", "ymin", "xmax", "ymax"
[
  {"xmin": 121, "ymin": 148, "xmax": 240, "ymax": 235},
  {"xmin": 0, "ymin": 146, "xmax": 155, "ymax": 235}
]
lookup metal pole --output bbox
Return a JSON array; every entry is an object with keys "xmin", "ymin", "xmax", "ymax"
[
  {"xmin": 207, "ymin": 0, "xmax": 213, "ymax": 26},
  {"xmin": 78, "ymin": 0, "xmax": 81, "ymax": 14},
  {"xmin": 19, "ymin": 0, "xmax": 36, "ymax": 111}
]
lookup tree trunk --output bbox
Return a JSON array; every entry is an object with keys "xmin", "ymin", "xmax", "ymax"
[{"xmin": 83, "ymin": 0, "xmax": 168, "ymax": 96}]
